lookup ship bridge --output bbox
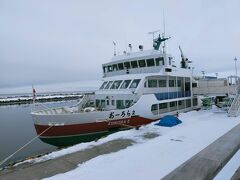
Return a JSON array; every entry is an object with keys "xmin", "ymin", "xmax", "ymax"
[
  {"xmin": 102, "ymin": 49, "xmax": 173, "ymax": 78},
  {"xmin": 102, "ymin": 33, "xmax": 175, "ymax": 78}
]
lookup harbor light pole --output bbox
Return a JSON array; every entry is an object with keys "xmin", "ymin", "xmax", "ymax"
[
  {"xmin": 201, "ymin": 71, "xmax": 205, "ymax": 79},
  {"xmin": 234, "ymin": 57, "xmax": 238, "ymax": 77},
  {"xmin": 234, "ymin": 57, "xmax": 238, "ymax": 85}
]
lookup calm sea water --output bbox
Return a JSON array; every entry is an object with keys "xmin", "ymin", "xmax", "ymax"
[{"xmin": 0, "ymin": 100, "xmax": 78, "ymax": 168}]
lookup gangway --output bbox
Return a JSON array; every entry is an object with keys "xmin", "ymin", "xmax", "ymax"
[{"xmin": 228, "ymin": 82, "xmax": 240, "ymax": 117}]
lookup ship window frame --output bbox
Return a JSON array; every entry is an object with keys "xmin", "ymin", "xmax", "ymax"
[
  {"xmin": 104, "ymin": 81, "xmax": 113, "ymax": 89},
  {"xmin": 131, "ymin": 61, "xmax": 138, "ymax": 68},
  {"xmin": 155, "ymin": 57, "xmax": 164, "ymax": 66},
  {"xmin": 146, "ymin": 58, "xmax": 155, "ymax": 67},
  {"xmin": 100, "ymin": 100, "xmax": 106, "ymax": 108},
  {"xmin": 124, "ymin": 62, "xmax": 131, "ymax": 69},
  {"xmin": 148, "ymin": 79, "xmax": 157, "ymax": 88},
  {"xmin": 110, "ymin": 80, "xmax": 123, "ymax": 89},
  {"xmin": 177, "ymin": 80, "xmax": 182, "ymax": 87},
  {"xmin": 151, "ymin": 104, "xmax": 158, "ymax": 115},
  {"xmin": 96, "ymin": 99, "xmax": 100, "ymax": 107},
  {"xmin": 170, "ymin": 101, "xmax": 176, "ymax": 107},
  {"xmin": 120, "ymin": 79, "xmax": 132, "ymax": 89},
  {"xmin": 158, "ymin": 79, "xmax": 166, "ymax": 87},
  {"xmin": 151, "ymin": 104, "xmax": 158, "ymax": 111},
  {"xmin": 118, "ymin": 63, "xmax": 124, "ymax": 70},
  {"xmin": 103, "ymin": 66, "xmax": 107, "ymax": 73},
  {"xmin": 186, "ymin": 99, "xmax": 191, "ymax": 108},
  {"xmin": 112, "ymin": 64, "xmax": 118, "ymax": 71},
  {"xmin": 169, "ymin": 80, "xmax": 175, "ymax": 87},
  {"xmin": 159, "ymin": 102, "xmax": 168, "ymax": 109},
  {"xmin": 138, "ymin": 59, "xmax": 146, "ymax": 67},
  {"xmin": 107, "ymin": 65, "xmax": 113, "ymax": 72},
  {"xmin": 116, "ymin": 100, "xmax": 125, "ymax": 109},
  {"xmin": 129, "ymin": 79, "xmax": 141, "ymax": 89},
  {"xmin": 100, "ymin": 81, "xmax": 108, "ymax": 89},
  {"xmin": 178, "ymin": 100, "xmax": 185, "ymax": 109},
  {"xmin": 178, "ymin": 100, "xmax": 182, "ymax": 106}
]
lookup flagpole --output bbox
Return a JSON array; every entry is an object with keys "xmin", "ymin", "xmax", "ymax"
[{"xmin": 32, "ymin": 85, "xmax": 36, "ymax": 112}]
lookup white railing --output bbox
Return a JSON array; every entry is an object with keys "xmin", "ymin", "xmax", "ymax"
[
  {"xmin": 228, "ymin": 83, "xmax": 240, "ymax": 116},
  {"xmin": 225, "ymin": 97, "xmax": 234, "ymax": 111}
]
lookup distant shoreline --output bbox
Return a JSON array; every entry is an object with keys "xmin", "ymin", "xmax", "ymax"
[{"xmin": 0, "ymin": 95, "xmax": 82, "ymax": 106}]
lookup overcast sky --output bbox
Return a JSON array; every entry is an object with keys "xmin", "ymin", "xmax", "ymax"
[{"xmin": 0, "ymin": 0, "xmax": 239, "ymax": 89}]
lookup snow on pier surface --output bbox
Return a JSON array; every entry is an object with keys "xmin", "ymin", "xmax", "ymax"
[{"xmin": 14, "ymin": 108, "xmax": 238, "ymax": 180}]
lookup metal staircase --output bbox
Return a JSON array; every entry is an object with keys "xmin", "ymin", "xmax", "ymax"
[
  {"xmin": 77, "ymin": 95, "xmax": 90, "ymax": 111},
  {"xmin": 228, "ymin": 83, "xmax": 240, "ymax": 117}
]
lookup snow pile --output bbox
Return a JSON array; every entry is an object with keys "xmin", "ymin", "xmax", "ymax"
[{"xmin": 42, "ymin": 110, "xmax": 239, "ymax": 180}]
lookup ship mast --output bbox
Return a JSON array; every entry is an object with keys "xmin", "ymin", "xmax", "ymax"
[
  {"xmin": 113, "ymin": 41, "xmax": 117, "ymax": 56},
  {"xmin": 149, "ymin": 13, "xmax": 170, "ymax": 52},
  {"xmin": 163, "ymin": 10, "xmax": 166, "ymax": 54}
]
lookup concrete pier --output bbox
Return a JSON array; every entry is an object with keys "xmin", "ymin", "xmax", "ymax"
[
  {"xmin": 162, "ymin": 123, "xmax": 240, "ymax": 180},
  {"xmin": 0, "ymin": 139, "xmax": 134, "ymax": 180}
]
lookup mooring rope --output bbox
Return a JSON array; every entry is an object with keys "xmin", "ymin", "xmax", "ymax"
[{"xmin": 0, "ymin": 125, "xmax": 53, "ymax": 167}]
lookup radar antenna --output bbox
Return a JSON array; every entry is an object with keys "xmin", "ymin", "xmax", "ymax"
[
  {"xmin": 148, "ymin": 30, "xmax": 160, "ymax": 41},
  {"xmin": 153, "ymin": 34, "xmax": 170, "ymax": 51}
]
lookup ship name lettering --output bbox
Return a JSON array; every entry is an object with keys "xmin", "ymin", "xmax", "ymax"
[
  {"xmin": 108, "ymin": 119, "xmax": 130, "ymax": 126},
  {"xmin": 108, "ymin": 110, "xmax": 136, "ymax": 120}
]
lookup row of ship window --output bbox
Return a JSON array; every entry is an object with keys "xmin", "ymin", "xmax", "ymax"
[
  {"xmin": 154, "ymin": 91, "xmax": 191, "ymax": 100},
  {"xmin": 146, "ymin": 78, "xmax": 190, "ymax": 88},
  {"xmin": 151, "ymin": 98, "xmax": 198, "ymax": 115},
  {"xmin": 96, "ymin": 98, "xmax": 198, "ymax": 111},
  {"xmin": 100, "ymin": 77, "xmax": 191, "ymax": 90},
  {"xmin": 96, "ymin": 99, "xmax": 133, "ymax": 109},
  {"xmin": 103, "ymin": 57, "xmax": 165, "ymax": 73},
  {"xmin": 100, "ymin": 79, "xmax": 141, "ymax": 90}
]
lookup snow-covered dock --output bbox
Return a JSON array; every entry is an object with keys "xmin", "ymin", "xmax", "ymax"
[
  {"xmin": 162, "ymin": 123, "xmax": 240, "ymax": 179},
  {"xmin": 0, "ymin": 109, "xmax": 239, "ymax": 180}
]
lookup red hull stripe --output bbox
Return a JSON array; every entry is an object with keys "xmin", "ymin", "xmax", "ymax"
[{"xmin": 34, "ymin": 116, "xmax": 153, "ymax": 137}]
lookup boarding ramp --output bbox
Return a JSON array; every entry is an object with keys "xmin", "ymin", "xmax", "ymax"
[{"xmin": 228, "ymin": 82, "xmax": 240, "ymax": 117}]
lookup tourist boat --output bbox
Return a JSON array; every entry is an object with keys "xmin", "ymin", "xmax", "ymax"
[{"xmin": 31, "ymin": 33, "xmax": 200, "ymax": 146}]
